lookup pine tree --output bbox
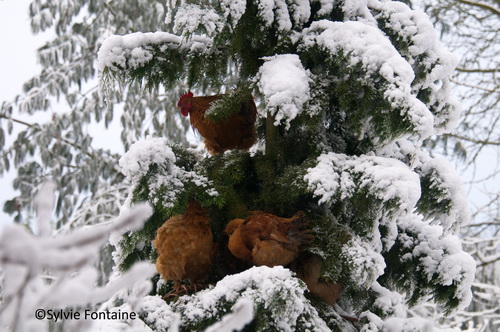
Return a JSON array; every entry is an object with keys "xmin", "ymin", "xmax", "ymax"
[{"xmin": 98, "ymin": 0, "xmax": 476, "ymax": 330}]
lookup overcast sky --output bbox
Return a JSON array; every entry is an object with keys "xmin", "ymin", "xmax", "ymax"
[{"xmin": 0, "ymin": 0, "xmax": 45, "ymax": 226}]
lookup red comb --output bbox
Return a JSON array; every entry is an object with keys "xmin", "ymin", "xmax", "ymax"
[{"xmin": 178, "ymin": 91, "xmax": 193, "ymax": 105}]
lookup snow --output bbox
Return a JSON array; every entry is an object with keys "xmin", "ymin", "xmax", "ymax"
[
  {"xmin": 369, "ymin": 0, "xmax": 461, "ymax": 133},
  {"xmin": 0, "ymin": 203, "xmax": 154, "ymax": 332},
  {"xmin": 119, "ymin": 137, "xmax": 176, "ymax": 183},
  {"xmin": 139, "ymin": 266, "xmax": 331, "ymax": 332},
  {"xmin": 257, "ymin": 0, "xmax": 292, "ymax": 31},
  {"xmin": 33, "ymin": 179, "xmax": 57, "ymax": 237},
  {"xmin": 204, "ymin": 298, "xmax": 254, "ymax": 332},
  {"xmin": 220, "ymin": 0, "xmax": 247, "ymax": 27},
  {"xmin": 400, "ymin": 216, "xmax": 476, "ymax": 311},
  {"xmin": 417, "ymin": 155, "xmax": 470, "ymax": 234},
  {"xmin": 341, "ymin": 0, "xmax": 375, "ymax": 24},
  {"xmin": 379, "ymin": 139, "xmax": 471, "ymax": 234},
  {"xmin": 173, "ymin": 4, "xmax": 224, "ymax": 36},
  {"xmin": 305, "ymin": 152, "xmax": 421, "ymax": 212},
  {"xmin": 370, "ymin": 282, "xmax": 406, "ymax": 317},
  {"xmin": 97, "ymin": 32, "xmax": 182, "ymax": 72},
  {"xmin": 342, "ymin": 237, "xmax": 386, "ymax": 289},
  {"xmin": 299, "ymin": 20, "xmax": 435, "ymax": 142},
  {"xmin": 288, "ymin": 0, "xmax": 312, "ymax": 27},
  {"xmin": 383, "ymin": 317, "xmax": 435, "ymax": 332},
  {"xmin": 361, "ymin": 310, "xmax": 436, "ymax": 332},
  {"xmin": 313, "ymin": 0, "xmax": 335, "ymax": 16},
  {"xmin": 119, "ymin": 136, "xmax": 217, "ymax": 208},
  {"xmin": 256, "ymin": 54, "xmax": 311, "ymax": 129}
]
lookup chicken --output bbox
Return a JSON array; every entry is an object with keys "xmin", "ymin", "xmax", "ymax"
[
  {"xmin": 154, "ymin": 200, "xmax": 215, "ymax": 297},
  {"xmin": 224, "ymin": 211, "xmax": 313, "ymax": 267},
  {"xmin": 292, "ymin": 254, "xmax": 342, "ymax": 306},
  {"xmin": 177, "ymin": 91, "xmax": 257, "ymax": 154}
]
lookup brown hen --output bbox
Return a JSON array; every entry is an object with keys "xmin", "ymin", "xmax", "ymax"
[
  {"xmin": 292, "ymin": 254, "xmax": 343, "ymax": 306},
  {"xmin": 154, "ymin": 200, "xmax": 215, "ymax": 297},
  {"xmin": 177, "ymin": 91, "xmax": 257, "ymax": 154},
  {"xmin": 224, "ymin": 211, "xmax": 313, "ymax": 267}
]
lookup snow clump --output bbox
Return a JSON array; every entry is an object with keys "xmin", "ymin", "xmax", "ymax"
[{"xmin": 256, "ymin": 54, "xmax": 311, "ymax": 129}]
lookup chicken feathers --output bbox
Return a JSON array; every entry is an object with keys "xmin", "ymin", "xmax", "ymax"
[
  {"xmin": 292, "ymin": 254, "xmax": 343, "ymax": 306},
  {"xmin": 177, "ymin": 91, "xmax": 257, "ymax": 154},
  {"xmin": 154, "ymin": 200, "xmax": 215, "ymax": 296},
  {"xmin": 224, "ymin": 211, "xmax": 313, "ymax": 267}
]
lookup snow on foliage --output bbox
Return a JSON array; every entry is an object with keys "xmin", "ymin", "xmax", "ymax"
[
  {"xmin": 97, "ymin": 31, "xmax": 213, "ymax": 73},
  {"xmin": 204, "ymin": 298, "xmax": 254, "ymax": 332},
  {"xmin": 417, "ymin": 155, "xmax": 470, "ymax": 234},
  {"xmin": 305, "ymin": 151, "xmax": 475, "ymax": 311},
  {"xmin": 370, "ymin": 0, "xmax": 461, "ymax": 133},
  {"xmin": 257, "ymin": 0, "xmax": 311, "ymax": 31},
  {"xmin": 377, "ymin": 138, "xmax": 470, "ymax": 235},
  {"xmin": 305, "ymin": 152, "xmax": 420, "ymax": 211},
  {"xmin": 0, "ymin": 181, "xmax": 155, "ymax": 332},
  {"xmin": 361, "ymin": 311, "xmax": 435, "ymax": 332},
  {"xmin": 369, "ymin": 282, "xmax": 406, "ymax": 318},
  {"xmin": 97, "ymin": 32, "xmax": 182, "ymax": 72},
  {"xmin": 219, "ymin": 0, "xmax": 247, "ymax": 28},
  {"xmin": 341, "ymin": 237, "xmax": 386, "ymax": 289},
  {"xmin": 304, "ymin": 152, "xmax": 422, "ymax": 251},
  {"xmin": 400, "ymin": 216, "xmax": 476, "ymax": 310},
  {"xmin": 312, "ymin": 0, "xmax": 335, "ymax": 16},
  {"xmin": 173, "ymin": 4, "xmax": 224, "ymax": 36},
  {"xmin": 256, "ymin": 54, "xmax": 311, "ymax": 128},
  {"xmin": 300, "ymin": 20, "xmax": 435, "ymax": 142},
  {"xmin": 119, "ymin": 137, "xmax": 217, "ymax": 207},
  {"xmin": 137, "ymin": 266, "xmax": 332, "ymax": 332},
  {"xmin": 119, "ymin": 137, "xmax": 176, "ymax": 183}
]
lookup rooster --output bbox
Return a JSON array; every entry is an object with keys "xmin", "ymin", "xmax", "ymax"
[
  {"xmin": 177, "ymin": 91, "xmax": 257, "ymax": 154},
  {"xmin": 154, "ymin": 200, "xmax": 215, "ymax": 297},
  {"xmin": 224, "ymin": 211, "xmax": 313, "ymax": 267}
]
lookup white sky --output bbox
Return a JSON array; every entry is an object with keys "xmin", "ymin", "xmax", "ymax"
[{"xmin": 0, "ymin": 0, "xmax": 38, "ymax": 225}]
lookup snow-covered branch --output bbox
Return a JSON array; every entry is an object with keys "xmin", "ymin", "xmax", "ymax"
[{"xmin": 0, "ymin": 182, "xmax": 155, "ymax": 332}]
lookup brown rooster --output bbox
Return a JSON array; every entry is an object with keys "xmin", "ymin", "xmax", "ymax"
[
  {"xmin": 154, "ymin": 200, "xmax": 215, "ymax": 297},
  {"xmin": 177, "ymin": 91, "xmax": 257, "ymax": 154},
  {"xmin": 224, "ymin": 211, "xmax": 313, "ymax": 267}
]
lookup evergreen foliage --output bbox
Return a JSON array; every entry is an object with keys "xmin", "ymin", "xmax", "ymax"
[{"xmin": 98, "ymin": 0, "xmax": 475, "ymax": 330}]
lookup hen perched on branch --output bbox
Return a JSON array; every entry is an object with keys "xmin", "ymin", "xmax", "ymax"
[
  {"xmin": 224, "ymin": 211, "xmax": 314, "ymax": 267},
  {"xmin": 177, "ymin": 91, "xmax": 257, "ymax": 154},
  {"xmin": 154, "ymin": 200, "xmax": 216, "ymax": 297}
]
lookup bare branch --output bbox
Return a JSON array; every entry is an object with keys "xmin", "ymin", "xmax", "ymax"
[
  {"xmin": 445, "ymin": 133, "xmax": 500, "ymax": 146},
  {"xmin": 456, "ymin": 0, "xmax": 500, "ymax": 16}
]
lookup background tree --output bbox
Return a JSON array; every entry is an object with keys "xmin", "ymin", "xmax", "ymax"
[
  {"xmin": 0, "ymin": 0, "xmax": 188, "ymax": 230},
  {"xmin": 415, "ymin": 0, "xmax": 499, "ymax": 330},
  {"xmin": 97, "ymin": 0, "xmax": 475, "ymax": 331}
]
